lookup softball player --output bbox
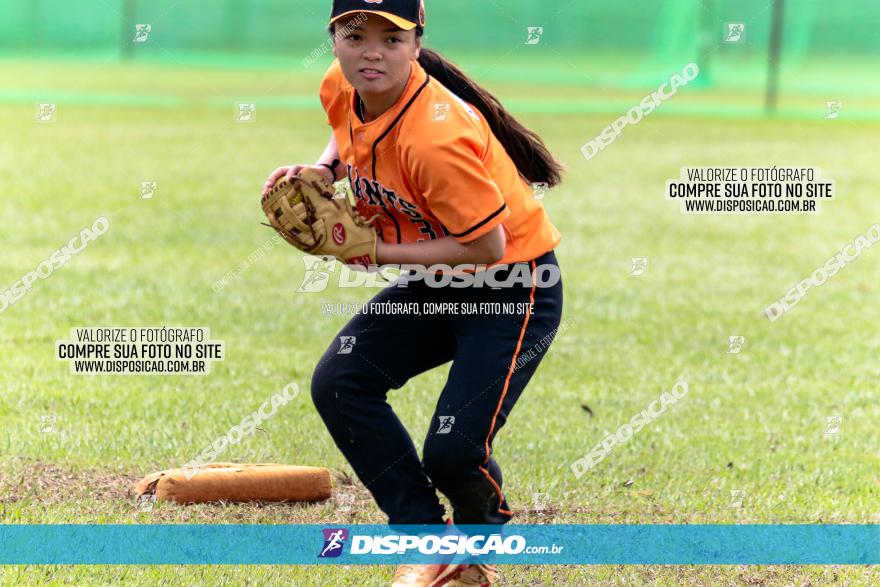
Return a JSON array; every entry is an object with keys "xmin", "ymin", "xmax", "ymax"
[{"xmin": 263, "ymin": 2, "xmax": 563, "ymax": 584}]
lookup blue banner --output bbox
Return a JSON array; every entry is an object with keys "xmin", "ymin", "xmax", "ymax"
[{"xmin": 1, "ymin": 524, "xmax": 877, "ymax": 565}]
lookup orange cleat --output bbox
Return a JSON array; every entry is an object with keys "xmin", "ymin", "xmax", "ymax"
[
  {"xmin": 391, "ymin": 563, "xmax": 466, "ymax": 586},
  {"xmin": 445, "ymin": 563, "xmax": 500, "ymax": 586}
]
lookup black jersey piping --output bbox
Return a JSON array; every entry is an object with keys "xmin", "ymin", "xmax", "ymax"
[
  {"xmin": 446, "ymin": 203, "xmax": 508, "ymax": 238},
  {"xmin": 370, "ymin": 74, "xmax": 431, "ymax": 182},
  {"xmin": 346, "ymin": 74, "xmax": 432, "ymax": 245}
]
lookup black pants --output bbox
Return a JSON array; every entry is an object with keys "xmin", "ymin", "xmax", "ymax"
[{"xmin": 310, "ymin": 250, "xmax": 563, "ymax": 526}]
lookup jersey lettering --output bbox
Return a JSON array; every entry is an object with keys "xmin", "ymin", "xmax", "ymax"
[{"xmin": 348, "ymin": 165, "xmax": 440, "ymax": 240}]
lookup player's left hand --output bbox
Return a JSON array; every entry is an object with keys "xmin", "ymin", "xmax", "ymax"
[{"xmin": 260, "ymin": 168, "xmax": 380, "ymax": 268}]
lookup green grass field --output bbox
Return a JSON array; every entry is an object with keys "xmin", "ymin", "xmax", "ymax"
[{"xmin": 1, "ymin": 58, "xmax": 879, "ymax": 585}]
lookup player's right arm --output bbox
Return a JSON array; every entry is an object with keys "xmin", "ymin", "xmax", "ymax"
[{"xmin": 261, "ymin": 132, "xmax": 342, "ymax": 196}]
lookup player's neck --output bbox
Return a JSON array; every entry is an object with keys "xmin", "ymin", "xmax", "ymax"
[
  {"xmin": 360, "ymin": 89, "xmax": 402, "ymax": 121},
  {"xmin": 358, "ymin": 65, "xmax": 412, "ymax": 122}
]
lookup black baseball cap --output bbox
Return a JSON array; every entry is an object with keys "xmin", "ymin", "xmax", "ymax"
[{"xmin": 330, "ymin": 0, "xmax": 426, "ymax": 31}]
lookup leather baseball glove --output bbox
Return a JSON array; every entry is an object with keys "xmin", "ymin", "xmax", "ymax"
[{"xmin": 261, "ymin": 169, "xmax": 379, "ymax": 268}]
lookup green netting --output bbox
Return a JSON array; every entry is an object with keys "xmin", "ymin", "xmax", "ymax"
[
  {"xmin": 0, "ymin": 0, "xmax": 878, "ymax": 96},
  {"xmin": 3, "ymin": 0, "xmax": 878, "ymax": 53}
]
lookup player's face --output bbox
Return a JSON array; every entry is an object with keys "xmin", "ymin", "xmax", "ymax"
[{"xmin": 332, "ymin": 13, "xmax": 420, "ymax": 101}]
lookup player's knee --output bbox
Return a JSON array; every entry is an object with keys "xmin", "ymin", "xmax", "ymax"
[
  {"xmin": 311, "ymin": 361, "xmax": 382, "ymax": 416},
  {"xmin": 421, "ymin": 442, "xmax": 455, "ymax": 484},
  {"xmin": 309, "ymin": 365, "xmax": 337, "ymax": 416},
  {"xmin": 422, "ymin": 433, "xmax": 479, "ymax": 485}
]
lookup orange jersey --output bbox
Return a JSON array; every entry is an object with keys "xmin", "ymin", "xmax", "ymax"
[{"xmin": 319, "ymin": 58, "xmax": 561, "ymax": 265}]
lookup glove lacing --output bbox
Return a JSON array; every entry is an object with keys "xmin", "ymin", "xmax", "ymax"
[{"xmin": 351, "ymin": 209, "xmax": 381, "ymax": 229}]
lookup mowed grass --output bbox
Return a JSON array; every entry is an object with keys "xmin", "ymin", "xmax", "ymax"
[{"xmin": 1, "ymin": 58, "xmax": 879, "ymax": 585}]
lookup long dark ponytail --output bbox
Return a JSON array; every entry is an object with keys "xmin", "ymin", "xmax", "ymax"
[
  {"xmin": 327, "ymin": 22, "xmax": 564, "ymax": 187},
  {"xmin": 416, "ymin": 41, "xmax": 564, "ymax": 187}
]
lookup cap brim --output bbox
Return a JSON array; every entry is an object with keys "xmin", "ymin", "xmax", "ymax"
[{"xmin": 330, "ymin": 10, "xmax": 417, "ymax": 31}]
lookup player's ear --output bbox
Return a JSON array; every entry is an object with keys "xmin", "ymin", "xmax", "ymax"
[{"xmin": 412, "ymin": 36, "xmax": 421, "ymax": 60}]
